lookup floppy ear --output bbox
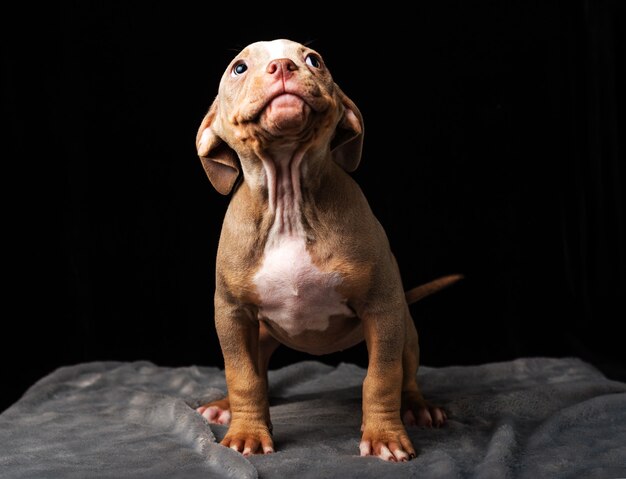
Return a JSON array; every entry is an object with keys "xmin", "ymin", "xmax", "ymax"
[
  {"xmin": 330, "ymin": 85, "xmax": 364, "ymax": 172},
  {"xmin": 196, "ymin": 100, "xmax": 240, "ymax": 195}
]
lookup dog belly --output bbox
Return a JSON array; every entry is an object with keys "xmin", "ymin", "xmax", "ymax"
[
  {"xmin": 262, "ymin": 315, "xmax": 364, "ymax": 355},
  {"xmin": 253, "ymin": 235, "xmax": 356, "ymax": 345}
]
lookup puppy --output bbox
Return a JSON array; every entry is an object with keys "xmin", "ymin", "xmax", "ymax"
[{"xmin": 195, "ymin": 39, "xmax": 459, "ymax": 461}]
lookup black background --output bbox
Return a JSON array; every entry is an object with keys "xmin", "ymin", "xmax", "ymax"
[{"xmin": 3, "ymin": 1, "xmax": 624, "ymax": 412}]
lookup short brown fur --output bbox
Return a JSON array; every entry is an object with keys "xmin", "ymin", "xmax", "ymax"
[{"xmin": 195, "ymin": 40, "xmax": 460, "ymax": 461}]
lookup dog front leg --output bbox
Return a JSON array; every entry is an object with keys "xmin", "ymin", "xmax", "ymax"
[
  {"xmin": 214, "ymin": 293, "xmax": 273, "ymax": 455},
  {"xmin": 358, "ymin": 306, "xmax": 415, "ymax": 461}
]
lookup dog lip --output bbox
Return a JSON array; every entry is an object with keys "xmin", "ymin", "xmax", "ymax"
[
  {"xmin": 263, "ymin": 90, "xmax": 313, "ymax": 113},
  {"xmin": 246, "ymin": 88, "xmax": 325, "ymax": 123},
  {"xmin": 269, "ymin": 91, "xmax": 304, "ymax": 104}
]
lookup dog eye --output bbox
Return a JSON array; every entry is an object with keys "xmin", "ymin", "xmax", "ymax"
[
  {"xmin": 231, "ymin": 62, "xmax": 248, "ymax": 76},
  {"xmin": 305, "ymin": 54, "xmax": 321, "ymax": 68}
]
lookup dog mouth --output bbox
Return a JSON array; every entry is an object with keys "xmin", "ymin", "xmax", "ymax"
[
  {"xmin": 243, "ymin": 84, "xmax": 329, "ymax": 122},
  {"xmin": 258, "ymin": 92, "xmax": 314, "ymax": 133}
]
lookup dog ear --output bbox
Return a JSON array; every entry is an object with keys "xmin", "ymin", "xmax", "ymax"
[
  {"xmin": 330, "ymin": 85, "xmax": 364, "ymax": 172},
  {"xmin": 196, "ymin": 101, "xmax": 240, "ymax": 195}
]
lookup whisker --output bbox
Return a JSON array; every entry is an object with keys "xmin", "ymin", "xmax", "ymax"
[{"xmin": 227, "ymin": 44, "xmax": 245, "ymax": 53}]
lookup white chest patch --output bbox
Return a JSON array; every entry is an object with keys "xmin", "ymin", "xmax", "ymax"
[{"xmin": 253, "ymin": 234, "xmax": 352, "ymax": 336}]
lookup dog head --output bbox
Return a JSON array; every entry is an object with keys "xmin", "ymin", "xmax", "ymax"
[{"xmin": 196, "ymin": 39, "xmax": 364, "ymax": 195}]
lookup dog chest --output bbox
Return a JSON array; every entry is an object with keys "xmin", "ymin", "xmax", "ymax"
[{"xmin": 253, "ymin": 235, "xmax": 352, "ymax": 336}]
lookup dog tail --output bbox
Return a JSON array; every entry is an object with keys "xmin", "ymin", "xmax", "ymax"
[{"xmin": 405, "ymin": 274, "xmax": 464, "ymax": 305}]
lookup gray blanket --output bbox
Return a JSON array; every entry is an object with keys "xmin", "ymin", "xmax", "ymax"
[{"xmin": 1, "ymin": 357, "xmax": 625, "ymax": 478}]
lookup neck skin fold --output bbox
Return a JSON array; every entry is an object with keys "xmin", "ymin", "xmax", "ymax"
[
  {"xmin": 239, "ymin": 143, "xmax": 330, "ymax": 246},
  {"xmin": 259, "ymin": 148, "xmax": 306, "ymax": 239}
]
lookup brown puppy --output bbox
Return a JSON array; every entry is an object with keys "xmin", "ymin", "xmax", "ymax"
[{"xmin": 196, "ymin": 39, "xmax": 459, "ymax": 461}]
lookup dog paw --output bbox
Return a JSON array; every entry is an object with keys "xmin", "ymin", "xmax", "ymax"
[
  {"xmin": 401, "ymin": 392, "xmax": 447, "ymax": 428},
  {"xmin": 359, "ymin": 424, "xmax": 415, "ymax": 461},
  {"xmin": 221, "ymin": 423, "xmax": 274, "ymax": 456},
  {"xmin": 196, "ymin": 397, "xmax": 231, "ymax": 425}
]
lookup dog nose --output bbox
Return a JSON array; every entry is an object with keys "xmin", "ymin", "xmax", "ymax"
[{"xmin": 266, "ymin": 58, "xmax": 298, "ymax": 76}]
